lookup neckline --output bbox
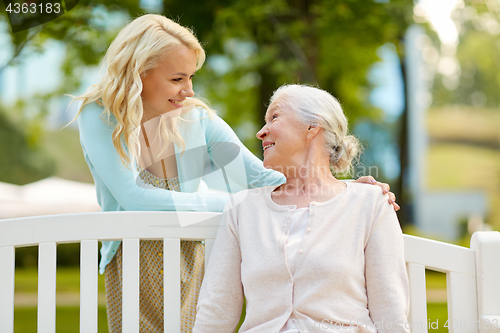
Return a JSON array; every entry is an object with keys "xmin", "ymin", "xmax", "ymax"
[
  {"xmin": 264, "ymin": 182, "xmax": 350, "ymax": 210},
  {"xmin": 137, "ymin": 165, "xmax": 179, "ymax": 182}
]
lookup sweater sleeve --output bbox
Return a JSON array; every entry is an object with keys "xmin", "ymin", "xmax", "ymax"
[
  {"xmin": 193, "ymin": 204, "xmax": 244, "ymax": 332},
  {"xmin": 202, "ymin": 113, "xmax": 286, "ymax": 190},
  {"xmin": 364, "ymin": 195, "xmax": 410, "ymax": 332},
  {"xmin": 78, "ymin": 104, "xmax": 229, "ymax": 212}
]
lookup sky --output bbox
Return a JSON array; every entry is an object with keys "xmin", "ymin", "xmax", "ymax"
[{"xmin": 415, "ymin": 0, "xmax": 462, "ymax": 47}]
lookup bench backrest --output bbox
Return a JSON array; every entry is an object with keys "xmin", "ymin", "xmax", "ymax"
[{"xmin": 1, "ymin": 212, "xmax": 499, "ymax": 333}]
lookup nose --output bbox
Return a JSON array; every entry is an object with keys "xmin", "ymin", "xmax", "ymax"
[
  {"xmin": 182, "ymin": 81, "xmax": 195, "ymax": 98},
  {"xmin": 256, "ymin": 124, "xmax": 268, "ymax": 140}
]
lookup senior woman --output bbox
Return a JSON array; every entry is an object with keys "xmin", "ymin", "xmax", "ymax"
[{"xmin": 193, "ymin": 84, "xmax": 410, "ymax": 333}]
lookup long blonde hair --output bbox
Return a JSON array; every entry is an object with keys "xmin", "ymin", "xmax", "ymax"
[{"xmin": 74, "ymin": 14, "xmax": 214, "ymax": 166}]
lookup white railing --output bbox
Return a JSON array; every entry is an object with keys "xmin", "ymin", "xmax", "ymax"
[{"xmin": 0, "ymin": 212, "xmax": 499, "ymax": 333}]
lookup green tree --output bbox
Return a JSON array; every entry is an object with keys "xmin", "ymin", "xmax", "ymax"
[
  {"xmin": 432, "ymin": 0, "xmax": 500, "ymax": 108},
  {"xmin": 198, "ymin": 0, "xmax": 413, "ymax": 154}
]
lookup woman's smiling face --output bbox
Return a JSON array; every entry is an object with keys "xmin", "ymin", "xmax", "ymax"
[
  {"xmin": 256, "ymin": 99, "xmax": 310, "ymax": 171},
  {"xmin": 141, "ymin": 44, "xmax": 197, "ymax": 121}
]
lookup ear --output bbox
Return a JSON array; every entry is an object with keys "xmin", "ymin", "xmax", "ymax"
[{"xmin": 306, "ymin": 125, "xmax": 321, "ymax": 141}]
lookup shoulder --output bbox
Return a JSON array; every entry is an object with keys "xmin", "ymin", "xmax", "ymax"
[
  {"xmin": 224, "ymin": 186, "xmax": 273, "ymax": 212},
  {"xmin": 79, "ymin": 101, "xmax": 103, "ymax": 118},
  {"xmin": 78, "ymin": 101, "xmax": 113, "ymax": 128},
  {"xmin": 348, "ymin": 182, "xmax": 385, "ymax": 200},
  {"xmin": 345, "ymin": 182, "xmax": 390, "ymax": 212}
]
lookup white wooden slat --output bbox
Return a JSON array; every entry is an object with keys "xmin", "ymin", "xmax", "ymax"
[
  {"xmin": 164, "ymin": 238, "xmax": 181, "ymax": 331},
  {"xmin": 38, "ymin": 242, "xmax": 57, "ymax": 333},
  {"xmin": 0, "ymin": 211, "xmax": 221, "ymax": 248},
  {"xmin": 122, "ymin": 239, "xmax": 140, "ymax": 333},
  {"xmin": 479, "ymin": 315, "xmax": 500, "ymax": 333},
  {"xmin": 470, "ymin": 231, "xmax": 500, "ymax": 333},
  {"xmin": 0, "ymin": 246, "xmax": 15, "ymax": 333},
  {"xmin": 406, "ymin": 263, "xmax": 428, "ymax": 333},
  {"xmin": 204, "ymin": 238, "xmax": 215, "ymax": 269},
  {"xmin": 80, "ymin": 240, "xmax": 98, "ymax": 333},
  {"xmin": 404, "ymin": 235, "xmax": 475, "ymax": 276},
  {"xmin": 447, "ymin": 271, "xmax": 478, "ymax": 333}
]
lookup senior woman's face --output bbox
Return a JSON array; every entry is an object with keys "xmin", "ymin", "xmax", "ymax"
[
  {"xmin": 256, "ymin": 100, "xmax": 309, "ymax": 170},
  {"xmin": 141, "ymin": 45, "xmax": 197, "ymax": 121}
]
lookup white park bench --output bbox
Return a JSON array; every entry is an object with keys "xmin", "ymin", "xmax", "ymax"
[{"xmin": 0, "ymin": 211, "xmax": 499, "ymax": 333}]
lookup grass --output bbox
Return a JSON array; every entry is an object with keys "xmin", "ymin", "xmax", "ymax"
[
  {"xmin": 426, "ymin": 106, "xmax": 500, "ymax": 235},
  {"xmin": 14, "ymin": 267, "xmax": 109, "ymax": 332},
  {"xmin": 427, "ymin": 303, "xmax": 448, "ymax": 333},
  {"xmin": 426, "ymin": 144, "xmax": 500, "ymax": 232},
  {"xmin": 426, "ymin": 270, "xmax": 447, "ymax": 289},
  {"xmin": 427, "ymin": 106, "xmax": 500, "ymax": 144},
  {"xmin": 14, "ymin": 306, "xmax": 109, "ymax": 333},
  {"xmin": 15, "ymin": 267, "xmax": 106, "ymax": 293}
]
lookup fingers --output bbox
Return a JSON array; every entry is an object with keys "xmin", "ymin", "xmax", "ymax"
[
  {"xmin": 354, "ymin": 176, "xmax": 377, "ymax": 184},
  {"xmin": 354, "ymin": 176, "xmax": 400, "ymax": 211},
  {"xmin": 388, "ymin": 191, "xmax": 400, "ymax": 211},
  {"xmin": 379, "ymin": 182, "xmax": 390, "ymax": 194},
  {"xmin": 367, "ymin": 177, "xmax": 390, "ymax": 194}
]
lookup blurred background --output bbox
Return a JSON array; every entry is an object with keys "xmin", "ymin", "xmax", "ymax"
[{"xmin": 1, "ymin": 0, "xmax": 499, "ymax": 331}]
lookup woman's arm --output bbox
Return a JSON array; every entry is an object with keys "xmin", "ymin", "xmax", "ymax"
[
  {"xmin": 364, "ymin": 195, "xmax": 410, "ymax": 332},
  {"xmin": 202, "ymin": 112, "xmax": 286, "ymax": 190},
  {"xmin": 78, "ymin": 104, "xmax": 229, "ymax": 212},
  {"xmin": 193, "ymin": 205, "xmax": 244, "ymax": 332}
]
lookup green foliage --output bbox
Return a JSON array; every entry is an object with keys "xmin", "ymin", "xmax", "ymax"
[
  {"xmin": 197, "ymin": 0, "xmax": 413, "ymax": 153},
  {"xmin": 0, "ymin": 107, "xmax": 55, "ymax": 185},
  {"xmin": 432, "ymin": 1, "xmax": 500, "ymax": 108},
  {"xmin": 433, "ymin": 29, "xmax": 500, "ymax": 107}
]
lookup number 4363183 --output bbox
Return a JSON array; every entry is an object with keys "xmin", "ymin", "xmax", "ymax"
[{"xmin": 6, "ymin": 2, "xmax": 61, "ymax": 14}]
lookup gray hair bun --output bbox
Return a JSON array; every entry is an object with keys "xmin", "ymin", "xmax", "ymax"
[{"xmin": 328, "ymin": 135, "xmax": 360, "ymax": 174}]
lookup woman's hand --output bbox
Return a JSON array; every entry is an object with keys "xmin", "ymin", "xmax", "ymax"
[{"xmin": 353, "ymin": 176, "xmax": 400, "ymax": 211}]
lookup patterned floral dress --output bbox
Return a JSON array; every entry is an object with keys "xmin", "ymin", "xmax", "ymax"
[{"xmin": 104, "ymin": 167, "xmax": 205, "ymax": 332}]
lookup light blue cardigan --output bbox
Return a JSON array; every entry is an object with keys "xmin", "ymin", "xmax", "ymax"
[{"xmin": 78, "ymin": 103, "xmax": 285, "ymax": 274}]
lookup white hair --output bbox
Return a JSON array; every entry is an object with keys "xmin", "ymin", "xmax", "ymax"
[{"xmin": 270, "ymin": 84, "xmax": 360, "ymax": 173}]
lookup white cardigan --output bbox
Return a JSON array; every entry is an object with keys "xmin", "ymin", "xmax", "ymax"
[{"xmin": 194, "ymin": 183, "xmax": 410, "ymax": 333}]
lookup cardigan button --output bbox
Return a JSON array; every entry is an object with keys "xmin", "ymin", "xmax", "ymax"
[
  {"xmin": 306, "ymin": 228, "xmax": 311, "ymax": 233},
  {"xmin": 298, "ymin": 249, "xmax": 303, "ymax": 254}
]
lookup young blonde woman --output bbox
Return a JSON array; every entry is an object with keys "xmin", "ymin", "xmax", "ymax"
[{"xmin": 74, "ymin": 14, "xmax": 398, "ymax": 332}]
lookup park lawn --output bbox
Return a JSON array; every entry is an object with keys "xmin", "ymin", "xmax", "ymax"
[
  {"xmin": 14, "ymin": 267, "xmax": 109, "ymax": 332},
  {"xmin": 426, "ymin": 270, "xmax": 447, "ymax": 289},
  {"xmin": 427, "ymin": 144, "xmax": 500, "ymax": 232},
  {"xmin": 427, "ymin": 106, "xmax": 500, "ymax": 144},
  {"xmin": 426, "ymin": 303, "xmax": 449, "ymax": 333},
  {"xmin": 15, "ymin": 267, "xmax": 106, "ymax": 293},
  {"xmin": 426, "ymin": 106, "xmax": 500, "ymax": 234},
  {"xmin": 14, "ymin": 306, "xmax": 109, "ymax": 333}
]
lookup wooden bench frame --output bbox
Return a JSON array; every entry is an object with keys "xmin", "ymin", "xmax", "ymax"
[{"xmin": 1, "ymin": 211, "xmax": 499, "ymax": 332}]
